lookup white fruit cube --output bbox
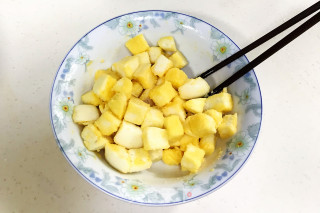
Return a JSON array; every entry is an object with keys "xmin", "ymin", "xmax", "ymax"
[
  {"xmin": 141, "ymin": 107, "xmax": 164, "ymax": 129},
  {"xmin": 125, "ymin": 34, "xmax": 150, "ymax": 55},
  {"xmin": 181, "ymin": 144, "xmax": 205, "ymax": 173},
  {"xmin": 131, "ymin": 81, "xmax": 143, "ymax": 97},
  {"xmin": 184, "ymin": 98, "xmax": 206, "ymax": 113},
  {"xmin": 148, "ymin": 149, "xmax": 163, "ymax": 162},
  {"xmin": 199, "ymin": 135, "xmax": 216, "ymax": 156},
  {"xmin": 164, "ymin": 115, "xmax": 184, "ymax": 141},
  {"xmin": 158, "ymin": 36, "xmax": 177, "ymax": 51},
  {"xmin": 112, "ymin": 77, "xmax": 133, "ymax": 99},
  {"xmin": 72, "ymin": 104, "xmax": 100, "ymax": 125},
  {"xmin": 218, "ymin": 113, "xmax": 237, "ymax": 139},
  {"xmin": 93, "ymin": 74, "xmax": 117, "ymax": 101},
  {"xmin": 135, "ymin": 51, "xmax": 150, "ymax": 64},
  {"xmin": 105, "ymin": 143, "xmax": 131, "ymax": 173},
  {"xmin": 108, "ymin": 93, "xmax": 128, "ymax": 119},
  {"xmin": 124, "ymin": 97, "xmax": 150, "ymax": 125},
  {"xmin": 149, "ymin": 81, "xmax": 177, "ymax": 107},
  {"xmin": 151, "ymin": 55, "xmax": 173, "ymax": 77},
  {"xmin": 204, "ymin": 109, "xmax": 223, "ymax": 128},
  {"xmin": 112, "ymin": 56, "xmax": 139, "ymax": 79},
  {"xmin": 164, "ymin": 68, "xmax": 188, "ymax": 89},
  {"xmin": 142, "ymin": 127, "xmax": 170, "ymax": 150},
  {"xmin": 186, "ymin": 113, "xmax": 216, "ymax": 137},
  {"xmin": 94, "ymin": 110, "xmax": 121, "ymax": 136},
  {"xmin": 148, "ymin": 47, "xmax": 162, "ymax": 64},
  {"xmin": 178, "ymin": 77, "xmax": 210, "ymax": 99},
  {"xmin": 169, "ymin": 51, "xmax": 188, "ymax": 68},
  {"xmin": 114, "ymin": 121, "xmax": 142, "ymax": 149},
  {"xmin": 133, "ymin": 63, "xmax": 157, "ymax": 89},
  {"xmin": 204, "ymin": 90, "xmax": 233, "ymax": 112},
  {"xmin": 162, "ymin": 96, "xmax": 186, "ymax": 122},
  {"xmin": 81, "ymin": 124, "xmax": 110, "ymax": 151},
  {"xmin": 128, "ymin": 148, "xmax": 152, "ymax": 172},
  {"xmin": 81, "ymin": 90, "xmax": 102, "ymax": 106}
]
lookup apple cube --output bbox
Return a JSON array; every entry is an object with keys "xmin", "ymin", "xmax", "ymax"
[
  {"xmin": 125, "ymin": 34, "xmax": 150, "ymax": 55},
  {"xmin": 81, "ymin": 90, "xmax": 102, "ymax": 106},
  {"xmin": 95, "ymin": 68, "xmax": 121, "ymax": 81},
  {"xmin": 81, "ymin": 124, "xmax": 110, "ymax": 151},
  {"xmin": 169, "ymin": 51, "xmax": 188, "ymax": 68},
  {"xmin": 128, "ymin": 148, "xmax": 152, "ymax": 172},
  {"xmin": 178, "ymin": 77, "xmax": 210, "ymax": 99},
  {"xmin": 93, "ymin": 74, "xmax": 117, "ymax": 101},
  {"xmin": 94, "ymin": 110, "xmax": 121, "ymax": 136},
  {"xmin": 112, "ymin": 77, "xmax": 133, "ymax": 99},
  {"xmin": 124, "ymin": 97, "xmax": 150, "ymax": 125},
  {"xmin": 161, "ymin": 96, "xmax": 186, "ymax": 122},
  {"xmin": 151, "ymin": 55, "xmax": 173, "ymax": 77},
  {"xmin": 164, "ymin": 115, "xmax": 184, "ymax": 141},
  {"xmin": 218, "ymin": 113, "xmax": 237, "ymax": 139},
  {"xmin": 112, "ymin": 56, "xmax": 139, "ymax": 79},
  {"xmin": 184, "ymin": 98, "xmax": 206, "ymax": 113},
  {"xmin": 135, "ymin": 51, "xmax": 150, "ymax": 64},
  {"xmin": 148, "ymin": 46, "xmax": 162, "ymax": 64},
  {"xmin": 131, "ymin": 81, "xmax": 143, "ymax": 97},
  {"xmin": 133, "ymin": 63, "xmax": 157, "ymax": 89},
  {"xmin": 181, "ymin": 144, "xmax": 205, "ymax": 173},
  {"xmin": 108, "ymin": 93, "xmax": 128, "ymax": 119},
  {"xmin": 199, "ymin": 135, "xmax": 216, "ymax": 156},
  {"xmin": 105, "ymin": 143, "xmax": 131, "ymax": 173},
  {"xmin": 149, "ymin": 149, "xmax": 163, "ymax": 162},
  {"xmin": 114, "ymin": 121, "xmax": 142, "ymax": 149},
  {"xmin": 141, "ymin": 107, "xmax": 164, "ymax": 129},
  {"xmin": 142, "ymin": 127, "xmax": 170, "ymax": 150},
  {"xmin": 72, "ymin": 104, "xmax": 100, "ymax": 125},
  {"xmin": 204, "ymin": 109, "xmax": 223, "ymax": 128},
  {"xmin": 162, "ymin": 148, "xmax": 183, "ymax": 165},
  {"xmin": 186, "ymin": 113, "xmax": 216, "ymax": 137},
  {"xmin": 158, "ymin": 36, "xmax": 177, "ymax": 51},
  {"xmin": 204, "ymin": 90, "xmax": 233, "ymax": 112},
  {"xmin": 149, "ymin": 81, "xmax": 177, "ymax": 107},
  {"xmin": 164, "ymin": 68, "xmax": 188, "ymax": 89}
]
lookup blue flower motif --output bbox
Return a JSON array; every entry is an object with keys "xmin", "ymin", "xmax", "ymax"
[
  {"xmin": 228, "ymin": 131, "xmax": 253, "ymax": 156},
  {"xmin": 222, "ymin": 171, "xmax": 228, "ymax": 177},
  {"xmin": 235, "ymin": 88, "xmax": 252, "ymax": 105},
  {"xmin": 75, "ymin": 52, "xmax": 89, "ymax": 64},
  {"xmin": 60, "ymin": 74, "xmax": 66, "ymax": 80}
]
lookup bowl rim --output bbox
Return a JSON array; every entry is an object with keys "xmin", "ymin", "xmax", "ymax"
[{"xmin": 49, "ymin": 9, "xmax": 263, "ymax": 206}]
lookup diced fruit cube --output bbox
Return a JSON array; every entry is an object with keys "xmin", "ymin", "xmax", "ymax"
[
  {"xmin": 142, "ymin": 127, "xmax": 170, "ymax": 150},
  {"xmin": 135, "ymin": 51, "xmax": 150, "ymax": 64},
  {"xmin": 112, "ymin": 56, "xmax": 139, "ymax": 79},
  {"xmin": 125, "ymin": 34, "xmax": 150, "ymax": 55},
  {"xmin": 204, "ymin": 90, "xmax": 233, "ymax": 112},
  {"xmin": 158, "ymin": 36, "xmax": 177, "ymax": 51},
  {"xmin": 72, "ymin": 105, "xmax": 100, "ymax": 125},
  {"xmin": 164, "ymin": 115, "xmax": 184, "ymax": 141},
  {"xmin": 161, "ymin": 96, "xmax": 186, "ymax": 122},
  {"xmin": 141, "ymin": 107, "xmax": 164, "ymax": 129},
  {"xmin": 151, "ymin": 55, "xmax": 173, "ymax": 77},
  {"xmin": 81, "ymin": 90, "xmax": 102, "ymax": 106},
  {"xmin": 112, "ymin": 77, "xmax": 133, "ymax": 99},
  {"xmin": 98, "ymin": 102, "xmax": 109, "ymax": 113},
  {"xmin": 128, "ymin": 148, "xmax": 152, "ymax": 172},
  {"xmin": 181, "ymin": 144, "xmax": 205, "ymax": 173},
  {"xmin": 156, "ymin": 77, "xmax": 165, "ymax": 86},
  {"xmin": 149, "ymin": 81, "xmax": 177, "ymax": 107},
  {"xmin": 139, "ymin": 88, "xmax": 154, "ymax": 105},
  {"xmin": 124, "ymin": 97, "xmax": 150, "ymax": 125},
  {"xmin": 133, "ymin": 63, "xmax": 157, "ymax": 89},
  {"xmin": 149, "ymin": 149, "xmax": 163, "ymax": 162},
  {"xmin": 93, "ymin": 74, "xmax": 117, "ymax": 101},
  {"xmin": 131, "ymin": 81, "xmax": 143, "ymax": 97},
  {"xmin": 184, "ymin": 98, "xmax": 206, "ymax": 113},
  {"xmin": 169, "ymin": 51, "xmax": 188, "ymax": 68},
  {"xmin": 95, "ymin": 68, "xmax": 121, "ymax": 81},
  {"xmin": 162, "ymin": 148, "xmax": 183, "ymax": 165},
  {"xmin": 183, "ymin": 120, "xmax": 198, "ymax": 137},
  {"xmin": 218, "ymin": 113, "xmax": 237, "ymax": 139},
  {"xmin": 81, "ymin": 124, "xmax": 109, "ymax": 151},
  {"xmin": 178, "ymin": 77, "xmax": 210, "ymax": 99},
  {"xmin": 94, "ymin": 110, "xmax": 121, "ymax": 136},
  {"xmin": 164, "ymin": 68, "xmax": 188, "ymax": 89},
  {"xmin": 179, "ymin": 134, "xmax": 199, "ymax": 151},
  {"xmin": 114, "ymin": 121, "xmax": 142, "ymax": 148},
  {"xmin": 148, "ymin": 47, "xmax": 162, "ymax": 63},
  {"xmin": 186, "ymin": 113, "xmax": 216, "ymax": 137},
  {"xmin": 108, "ymin": 93, "xmax": 128, "ymax": 119},
  {"xmin": 204, "ymin": 109, "xmax": 223, "ymax": 128},
  {"xmin": 199, "ymin": 135, "xmax": 216, "ymax": 156}
]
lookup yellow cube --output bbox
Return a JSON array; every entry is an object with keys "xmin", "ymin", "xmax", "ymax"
[
  {"xmin": 169, "ymin": 51, "xmax": 188, "ymax": 68},
  {"xmin": 183, "ymin": 120, "xmax": 198, "ymax": 137},
  {"xmin": 204, "ymin": 109, "xmax": 223, "ymax": 128},
  {"xmin": 162, "ymin": 148, "xmax": 183, "ymax": 165},
  {"xmin": 204, "ymin": 90, "xmax": 233, "ymax": 112},
  {"xmin": 125, "ymin": 34, "xmax": 150, "ymax": 55},
  {"xmin": 141, "ymin": 107, "xmax": 164, "ymax": 129},
  {"xmin": 128, "ymin": 148, "xmax": 152, "ymax": 173},
  {"xmin": 151, "ymin": 55, "xmax": 173, "ymax": 77},
  {"xmin": 112, "ymin": 56, "xmax": 139, "ymax": 79},
  {"xmin": 93, "ymin": 74, "xmax": 117, "ymax": 101},
  {"xmin": 114, "ymin": 121, "xmax": 143, "ymax": 149},
  {"xmin": 98, "ymin": 102, "xmax": 109, "ymax": 114},
  {"xmin": 156, "ymin": 77, "xmax": 165, "ymax": 86},
  {"xmin": 112, "ymin": 77, "xmax": 133, "ymax": 99},
  {"xmin": 95, "ymin": 68, "xmax": 121, "ymax": 81},
  {"xmin": 178, "ymin": 77, "xmax": 210, "ymax": 99},
  {"xmin": 135, "ymin": 51, "xmax": 150, "ymax": 64},
  {"xmin": 139, "ymin": 89, "xmax": 154, "ymax": 106},
  {"xmin": 181, "ymin": 144, "xmax": 205, "ymax": 173},
  {"xmin": 72, "ymin": 104, "xmax": 100, "ymax": 125},
  {"xmin": 186, "ymin": 113, "xmax": 216, "ymax": 137},
  {"xmin": 108, "ymin": 93, "xmax": 128, "ymax": 119},
  {"xmin": 148, "ymin": 46, "xmax": 163, "ymax": 64},
  {"xmin": 161, "ymin": 96, "xmax": 186, "ymax": 122},
  {"xmin": 149, "ymin": 149, "xmax": 163, "ymax": 162},
  {"xmin": 218, "ymin": 113, "xmax": 237, "ymax": 139},
  {"xmin": 199, "ymin": 135, "xmax": 216, "ymax": 156},
  {"xmin": 131, "ymin": 81, "xmax": 143, "ymax": 97},
  {"xmin": 133, "ymin": 63, "xmax": 157, "ymax": 89},
  {"xmin": 164, "ymin": 68, "xmax": 188, "ymax": 89},
  {"xmin": 142, "ymin": 127, "xmax": 170, "ymax": 150},
  {"xmin": 158, "ymin": 36, "xmax": 177, "ymax": 51},
  {"xmin": 179, "ymin": 134, "xmax": 199, "ymax": 151},
  {"xmin": 81, "ymin": 90, "xmax": 102, "ymax": 106},
  {"xmin": 94, "ymin": 110, "xmax": 121, "ymax": 136},
  {"xmin": 184, "ymin": 98, "xmax": 206, "ymax": 113},
  {"xmin": 81, "ymin": 124, "xmax": 106, "ymax": 151},
  {"xmin": 124, "ymin": 97, "xmax": 150, "ymax": 125},
  {"xmin": 149, "ymin": 81, "xmax": 177, "ymax": 107},
  {"xmin": 164, "ymin": 115, "xmax": 184, "ymax": 141}
]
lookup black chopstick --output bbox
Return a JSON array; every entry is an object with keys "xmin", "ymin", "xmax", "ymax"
[{"xmin": 207, "ymin": 10, "xmax": 320, "ymax": 96}]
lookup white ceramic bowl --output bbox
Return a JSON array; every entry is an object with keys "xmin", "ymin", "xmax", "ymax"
[{"xmin": 50, "ymin": 10, "xmax": 262, "ymax": 206}]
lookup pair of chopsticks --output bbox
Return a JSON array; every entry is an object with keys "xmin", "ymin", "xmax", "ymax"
[{"xmin": 201, "ymin": 1, "xmax": 320, "ymax": 96}]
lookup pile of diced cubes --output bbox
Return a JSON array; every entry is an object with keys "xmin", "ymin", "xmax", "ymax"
[{"xmin": 72, "ymin": 34, "xmax": 237, "ymax": 174}]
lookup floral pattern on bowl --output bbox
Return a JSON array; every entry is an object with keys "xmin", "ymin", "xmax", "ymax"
[{"xmin": 50, "ymin": 10, "xmax": 262, "ymax": 206}]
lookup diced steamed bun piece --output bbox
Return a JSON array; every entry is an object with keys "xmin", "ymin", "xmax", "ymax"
[{"xmin": 72, "ymin": 34, "xmax": 238, "ymax": 174}]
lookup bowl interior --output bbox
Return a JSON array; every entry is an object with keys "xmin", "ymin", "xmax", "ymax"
[{"xmin": 50, "ymin": 10, "xmax": 262, "ymax": 205}]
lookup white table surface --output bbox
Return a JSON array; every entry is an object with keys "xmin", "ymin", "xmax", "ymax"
[{"xmin": 1, "ymin": 0, "xmax": 320, "ymax": 212}]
